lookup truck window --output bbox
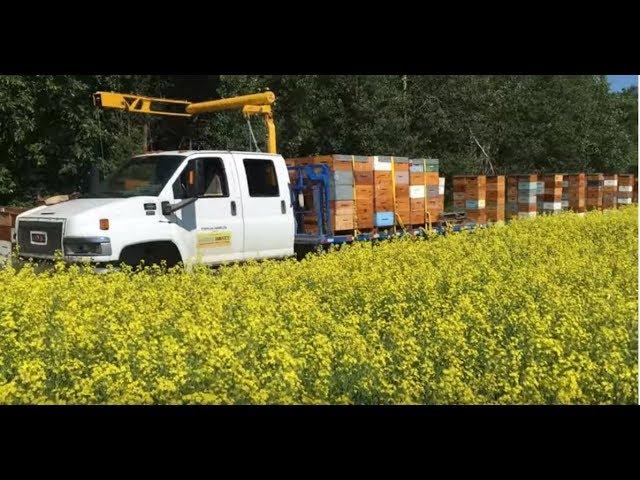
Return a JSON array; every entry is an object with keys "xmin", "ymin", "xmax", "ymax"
[
  {"xmin": 173, "ymin": 157, "xmax": 229, "ymax": 199},
  {"xmin": 244, "ymin": 159, "xmax": 280, "ymax": 197}
]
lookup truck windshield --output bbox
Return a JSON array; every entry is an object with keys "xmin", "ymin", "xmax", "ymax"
[{"xmin": 87, "ymin": 155, "xmax": 185, "ymax": 198}]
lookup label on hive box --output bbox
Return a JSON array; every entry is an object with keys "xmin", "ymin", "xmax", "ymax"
[
  {"xmin": 395, "ymin": 171, "xmax": 410, "ymax": 185},
  {"xmin": 604, "ymin": 179, "xmax": 618, "ymax": 187},
  {"xmin": 331, "ymin": 185, "xmax": 355, "ymax": 201},
  {"xmin": 518, "ymin": 212, "xmax": 537, "ymax": 218},
  {"xmin": 518, "ymin": 182, "xmax": 537, "ymax": 191},
  {"xmin": 409, "ymin": 185, "xmax": 426, "ymax": 199},
  {"xmin": 333, "ymin": 170, "xmax": 354, "ymax": 186},
  {"xmin": 439, "ymin": 186, "xmax": 445, "ymax": 195},
  {"xmin": 517, "ymin": 193, "xmax": 537, "ymax": 204},
  {"xmin": 543, "ymin": 202, "xmax": 562, "ymax": 211},
  {"xmin": 618, "ymin": 197, "xmax": 632, "ymax": 204},
  {"xmin": 466, "ymin": 199, "xmax": 485, "ymax": 209},
  {"xmin": 374, "ymin": 211, "xmax": 395, "ymax": 227},
  {"xmin": 619, "ymin": 186, "xmax": 633, "ymax": 192},
  {"xmin": 373, "ymin": 157, "xmax": 392, "ymax": 171}
]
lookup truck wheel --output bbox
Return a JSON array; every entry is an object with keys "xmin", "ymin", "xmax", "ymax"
[{"xmin": 120, "ymin": 242, "xmax": 182, "ymax": 269}]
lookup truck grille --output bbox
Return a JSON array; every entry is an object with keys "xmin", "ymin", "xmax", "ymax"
[{"xmin": 17, "ymin": 220, "xmax": 64, "ymax": 258}]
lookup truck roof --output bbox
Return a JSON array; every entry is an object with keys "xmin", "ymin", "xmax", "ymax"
[{"xmin": 136, "ymin": 150, "xmax": 281, "ymax": 157}]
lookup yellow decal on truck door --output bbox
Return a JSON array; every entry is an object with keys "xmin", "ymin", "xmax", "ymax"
[{"xmin": 197, "ymin": 231, "xmax": 232, "ymax": 249}]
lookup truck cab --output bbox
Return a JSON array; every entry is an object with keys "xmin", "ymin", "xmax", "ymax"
[{"xmin": 15, "ymin": 151, "xmax": 295, "ymax": 267}]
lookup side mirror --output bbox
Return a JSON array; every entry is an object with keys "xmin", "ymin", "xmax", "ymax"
[{"xmin": 161, "ymin": 201, "xmax": 172, "ymax": 216}]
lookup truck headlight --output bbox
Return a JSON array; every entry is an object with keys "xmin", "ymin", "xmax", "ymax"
[{"xmin": 63, "ymin": 237, "xmax": 112, "ymax": 256}]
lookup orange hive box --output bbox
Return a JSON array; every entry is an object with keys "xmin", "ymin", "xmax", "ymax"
[
  {"xmin": 563, "ymin": 174, "xmax": 586, "ymax": 213},
  {"xmin": 486, "ymin": 175, "xmax": 505, "ymax": 222},
  {"xmin": 541, "ymin": 174, "xmax": 563, "ymax": 214},
  {"xmin": 586, "ymin": 173, "xmax": 604, "ymax": 211},
  {"xmin": 409, "ymin": 159, "xmax": 426, "ymax": 226},
  {"xmin": 617, "ymin": 174, "xmax": 634, "ymax": 206},
  {"xmin": 602, "ymin": 174, "xmax": 618, "ymax": 209},
  {"xmin": 453, "ymin": 175, "xmax": 486, "ymax": 225},
  {"xmin": 394, "ymin": 157, "xmax": 411, "ymax": 228},
  {"xmin": 515, "ymin": 174, "xmax": 538, "ymax": 218},
  {"xmin": 506, "ymin": 176, "xmax": 519, "ymax": 220}
]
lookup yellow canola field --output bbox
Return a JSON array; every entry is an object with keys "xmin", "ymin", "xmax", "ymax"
[{"xmin": 0, "ymin": 207, "xmax": 637, "ymax": 404}]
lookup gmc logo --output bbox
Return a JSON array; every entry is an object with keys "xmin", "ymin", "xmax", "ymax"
[{"xmin": 30, "ymin": 231, "xmax": 48, "ymax": 245}]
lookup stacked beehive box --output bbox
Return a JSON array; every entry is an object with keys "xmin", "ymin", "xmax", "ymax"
[
  {"xmin": 285, "ymin": 155, "xmax": 357, "ymax": 233},
  {"xmin": 393, "ymin": 157, "xmax": 411, "ymax": 228},
  {"xmin": 353, "ymin": 156, "xmax": 375, "ymax": 229},
  {"xmin": 635, "ymin": 177, "xmax": 638, "ymax": 204},
  {"xmin": 438, "ymin": 176, "xmax": 446, "ymax": 217},
  {"xmin": 506, "ymin": 176, "xmax": 519, "ymax": 220},
  {"xmin": 453, "ymin": 176, "xmax": 466, "ymax": 211},
  {"xmin": 541, "ymin": 174, "xmax": 563, "ymax": 214},
  {"xmin": 602, "ymin": 174, "xmax": 618, "ymax": 209},
  {"xmin": 486, "ymin": 175, "xmax": 505, "ymax": 223},
  {"xmin": 617, "ymin": 174, "xmax": 635, "ymax": 206},
  {"xmin": 373, "ymin": 156, "xmax": 395, "ymax": 228},
  {"xmin": 536, "ymin": 179, "xmax": 545, "ymax": 213},
  {"xmin": 586, "ymin": 173, "xmax": 604, "ymax": 211},
  {"xmin": 425, "ymin": 172, "xmax": 441, "ymax": 223},
  {"xmin": 453, "ymin": 175, "xmax": 487, "ymax": 225},
  {"xmin": 561, "ymin": 176, "xmax": 570, "ymax": 211},
  {"xmin": 409, "ymin": 160, "xmax": 426, "ymax": 226},
  {"xmin": 564, "ymin": 174, "xmax": 586, "ymax": 213},
  {"xmin": 1, "ymin": 207, "xmax": 27, "ymax": 257},
  {"xmin": 516, "ymin": 174, "xmax": 538, "ymax": 218}
]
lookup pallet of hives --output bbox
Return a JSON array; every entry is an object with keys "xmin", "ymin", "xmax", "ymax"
[
  {"xmin": 486, "ymin": 175, "xmax": 505, "ymax": 223},
  {"xmin": 453, "ymin": 175, "xmax": 487, "ymax": 225},
  {"xmin": 602, "ymin": 174, "xmax": 618, "ymax": 209},
  {"xmin": 515, "ymin": 174, "xmax": 538, "ymax": 219},
  {"xmin": 286, "ymin": 154, "xmax": 375, "ymax": 234},
  {"xmin": 563, "ymin": 174, "xmax": 586, "ymax": 213},
  {"xmin": 617, "ymin": 174, "xmax": 635, "ymax": 206},
  {"xmin": 586, "ymin": 173, "xmax": 604, "ymax": 211},
  {"xmin": 540, "ymin": 174, "xmax": 563, "ymax": 215},
  {"xmin": 506, "ymin": 176, "xmax": 519, "ymax": 220}
]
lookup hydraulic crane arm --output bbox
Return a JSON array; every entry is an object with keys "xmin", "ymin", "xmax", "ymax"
[{"xmin": 93, "ymin": 90, "xmax": 277, "ymax": 153}]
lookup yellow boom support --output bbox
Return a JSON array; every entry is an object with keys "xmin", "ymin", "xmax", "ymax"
[{"xmin": 93, "ymin": 90, "xmax": 277, "ymax": 153}]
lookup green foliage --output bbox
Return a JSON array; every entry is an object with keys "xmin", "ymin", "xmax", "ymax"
[
  {"xmin": 0, "ymin": 75, "xmax": 637, "ymax": 204},
  {"xmin": 0, "ymin": 207, "xmax": 636, "ymax": 404}
]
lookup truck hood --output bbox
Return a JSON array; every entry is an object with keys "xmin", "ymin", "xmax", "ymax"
[
  {"xmin": 20, "ymin": 197, "xmax": 160, "ymax": 220},
  {"xmin": 33, "ymin": 198, "xmax": 133, "ymax": 217}
]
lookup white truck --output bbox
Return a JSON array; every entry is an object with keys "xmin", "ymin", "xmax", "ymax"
[{"xmin": 15, "ymin": 150, "xmax": 296, "ymax": 267}]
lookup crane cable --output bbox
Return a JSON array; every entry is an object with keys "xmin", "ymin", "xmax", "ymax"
[{"xmin": 245, "ymin": 115, "xmax": 261, "ymax": 153}]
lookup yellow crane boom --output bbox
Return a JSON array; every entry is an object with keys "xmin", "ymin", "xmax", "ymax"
[{"xmin": 93, "ymin": 90, "xmax": 277, "ymax": 153}]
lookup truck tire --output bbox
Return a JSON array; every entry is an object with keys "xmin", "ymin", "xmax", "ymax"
[{"xmin": 120, "ymin": 242, "xmax": 182, "ymax": 269}]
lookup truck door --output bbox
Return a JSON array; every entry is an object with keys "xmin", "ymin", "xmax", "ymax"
[
  {"xmin": 235, "ymin": 154, "xmax": 294, "ymax": 259},
  {"xmin": 176, "ymin": 155, "xmax": 245, "ymax": 264}
]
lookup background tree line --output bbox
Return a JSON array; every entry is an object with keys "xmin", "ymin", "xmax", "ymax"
[{"xmin": 0, "ymin": 75, "xmax": 636, "ymax": 205}]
